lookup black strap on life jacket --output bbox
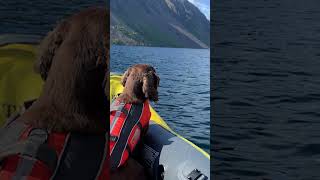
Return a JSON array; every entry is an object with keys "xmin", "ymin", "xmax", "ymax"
[
  {"xmin": 94, "ymin": 133, "xmax": 109, "ymax": 180},
  {"xmin": 110, "ymin": 102, "xmax": 144, "ymax": 170},
  {"xmin": 52, "ymin": 133, "xmax": 106, "ymax": 180},
  {"xmin": 0, "ymin": 100, "xmax": 107, "ymax": 180}
]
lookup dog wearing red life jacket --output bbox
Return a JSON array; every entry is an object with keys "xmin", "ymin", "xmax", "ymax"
[
  {"xmin": 0, "ymin": 7, "xmax": 110, "ymax": 180},
  {"xmin": 110, "ymin": 64, "xmax": 160, "ymax": 179}
]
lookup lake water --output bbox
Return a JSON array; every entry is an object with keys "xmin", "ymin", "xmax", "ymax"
[
  {"xmin": 111, "ymin": 45, "xmax": 210, "ymax": 153},
  {"xmin": 0, "ymin": 0, "xmax": 106, "ymax": 36},
  {"xmin": 213, "ymin": 0, "xmax": 320, "ymax": 179}
]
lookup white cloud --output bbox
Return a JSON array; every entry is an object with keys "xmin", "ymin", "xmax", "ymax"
[{"xmin": 187, "ymin": 0, "xmax": 210, "ymax": 20}]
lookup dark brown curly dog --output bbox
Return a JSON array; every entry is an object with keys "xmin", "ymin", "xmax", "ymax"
[
  {"xmin": 17, "ymin": 7, "xmax": 109, "ymax": 134},
  {"xmin": 111, "ymin": 64, "xmax": 160, "ymax": 180},
  {"xmin": 119, "ymin": 64, "xmax": 160, "ymax": 104}
]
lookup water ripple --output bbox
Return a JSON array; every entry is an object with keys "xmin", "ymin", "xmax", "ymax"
[{"xmin": 213, "ymin": 0, "xmax": 320, "ymax": 179}]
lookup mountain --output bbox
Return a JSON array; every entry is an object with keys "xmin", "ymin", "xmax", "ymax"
[{"xmin": 110, "ymin": 0, "xmax": 210, "ymax": 48}]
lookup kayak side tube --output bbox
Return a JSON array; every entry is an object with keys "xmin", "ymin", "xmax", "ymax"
[{"xmin": 133, "ymin": 121, "xmax": 210, "ymax": 180}]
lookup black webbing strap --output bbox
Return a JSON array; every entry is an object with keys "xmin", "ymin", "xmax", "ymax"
[
  {"xmin": 110, "ymin": 103, "xmax": 144, "ymax": 170},
  {"xmin": 94, "ymin": 133, "xmax": 109, "ymax": 180},
  {"xmin": 49, "ymin": 133, "xmax": 71, "ymax": 180},
  {"xmin": 51, "ymin": 133, "xmax": 105, "ymax": 180},
  {"xmin": 110, "ymin": 135, "xmax": 118, "ymax": 142}
]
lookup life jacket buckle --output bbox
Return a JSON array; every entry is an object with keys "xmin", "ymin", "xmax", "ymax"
[{"xmin": 110, "ymin": 135, "xmax": 118, "ymax": 142}]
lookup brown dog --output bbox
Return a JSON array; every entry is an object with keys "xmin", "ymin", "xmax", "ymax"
[
  {"xmin": 18, "ymin": 7, "xmax": 109, "ymax": 134},
  {"xmin": 0, "ymin": 7, "xmax": 111, "ymax": 180},
  {"xmin": 119, "ymin": 64, "xmax": 160, "ymax": 103},
  {"xmin": 111, "ymin": 64, "xmax": 160, "ymax": 180}
]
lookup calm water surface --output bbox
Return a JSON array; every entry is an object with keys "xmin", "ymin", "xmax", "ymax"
[
  {"xmin": 111, "ymin": 45, "xmax": 210, "ymax": 153},
  {"xmin": 213, "ymin": 0, "xmax": 320, "ymax": 179},
  {"xmin": 0, "ymin": 0, "xmax": 106, "ymax": 36}
]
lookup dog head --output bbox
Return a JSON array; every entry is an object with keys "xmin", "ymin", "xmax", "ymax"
[
  {"xmin": 121, "ymin": 64, "xmax": 160, "ymax": 103},
  {"xmin": 24, "ymin": 7, "xmax": 110, "ymax": 133},
  {"xmin": 34, "ymin": 7, "xmax": 110, "ymax": 100}
]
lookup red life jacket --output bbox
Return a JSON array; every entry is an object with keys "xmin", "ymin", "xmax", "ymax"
[
  {"xmin": 0, "ymin": 111, "xmax": 110, "ymax": 180},
  {"xmin": 0, "ymin": 126, "xmax": 69, "ymax": 180},
  {"xmin": 109, "ymin": 99, "xmax": 151, "ymax": 170}
]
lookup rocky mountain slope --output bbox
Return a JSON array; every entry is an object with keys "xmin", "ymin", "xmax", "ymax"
[{"xmin": 110, "ymin": 0, "xmax": 210, "ymax": 48}]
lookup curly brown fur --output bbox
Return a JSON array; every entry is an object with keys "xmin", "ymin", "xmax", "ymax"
[
  {"xmin": 17, "ymin": 7, "xmax": 110, "ymax": 134},
  {"xmin": 119, "ymin": 64, "xmax": 160, "ymax": 104},
  {"xmin": 112, "ymin": 64, "xmax": 158, "ymax": 179}
]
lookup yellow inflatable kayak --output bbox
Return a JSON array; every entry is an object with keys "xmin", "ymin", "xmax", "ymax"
[
  {"xmin": 0, "ymin": 42, "xmax": 210, "ymax": 180},
  {"xmin": 0, "ymin": 43, "xmax": 43, "ymax": 124}
]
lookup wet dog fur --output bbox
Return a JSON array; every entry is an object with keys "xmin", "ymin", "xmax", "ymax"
[
  {"xmin": 111, "ymin": 64, "xmax": 160, "ymax": 179},
  {"xmin": 118, "ymin": 64, "xmax": 160, "ymax": 104},
  {"xmin": 17, "ymin": 7, "xmax": 110, "ymax": 134}
]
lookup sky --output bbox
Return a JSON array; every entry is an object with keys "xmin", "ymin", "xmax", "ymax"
[{"xmin": 188, "ymin": 0, "xmax": 210, "ymax": 20}]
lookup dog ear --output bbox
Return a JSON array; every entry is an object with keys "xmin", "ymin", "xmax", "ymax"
[
  {"xmin": 154, "ymin": 72, "xmax": 160, "ymax": 89},
  {"xmin": 34, "ymin": 20, "xmax": 69, "ymax": 80},
  {"xmin": 102, "ymin": 56, "xmax": 109, "ymax": 103},
  {"xmin": 121, "ymin": 67, "xmax": 132, "ymax": 87},
  {"xmin": 142, "ymin": 72, "xmax": 159, "ymax": 102}
]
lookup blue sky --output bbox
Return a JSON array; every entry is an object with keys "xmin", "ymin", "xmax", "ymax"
[{"xmin": 188, "ymin": 0, "xmax": 210, "ymax": 20}]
